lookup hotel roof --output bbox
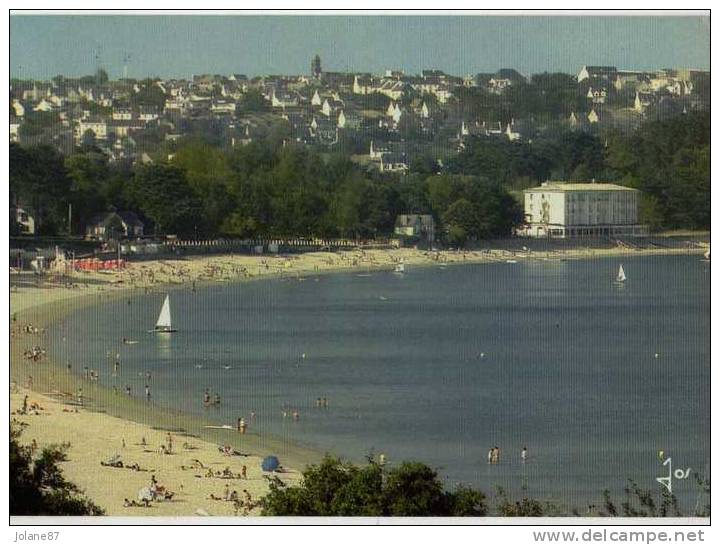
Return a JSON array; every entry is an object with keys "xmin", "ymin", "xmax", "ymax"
[{"xmin": 524, "ymin": 181, "xmax": 638, "ymax": 193}]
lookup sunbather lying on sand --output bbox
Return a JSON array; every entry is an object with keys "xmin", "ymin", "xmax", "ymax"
[
  {"xmin": 101, "ymin": 454, "xmax": 123, "ymax": 468},
  {"xmin": 124, "ymin": 498, "xmax": 151, "ymax": 508}
]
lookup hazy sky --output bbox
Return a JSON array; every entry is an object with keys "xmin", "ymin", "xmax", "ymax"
[{"xmin": 10, "ymin": 14, "xmax": 710, "ymax": 80}]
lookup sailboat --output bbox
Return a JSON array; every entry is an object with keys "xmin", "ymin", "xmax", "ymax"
[
  {"xmin": 152, "ymin": 295, "xmax": 177, "ymax": 333},
  {"xmin": 616, "ymin": 264, "xmax": 627, "ymax": 283}
]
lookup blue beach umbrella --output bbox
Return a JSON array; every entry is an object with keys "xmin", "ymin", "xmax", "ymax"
[{"xmin": 262, "ymin": 455, "xmax": 280, "ymax": 472}]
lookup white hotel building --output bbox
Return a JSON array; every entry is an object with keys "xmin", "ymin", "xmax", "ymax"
[{"xmin": 518, "ymin": 181, "xmax": 646, "ymax": 238}]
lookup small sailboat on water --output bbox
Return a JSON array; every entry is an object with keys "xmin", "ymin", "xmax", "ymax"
[
  {"xmin": 151, "ymin": 295, "xmax": 177, "ymax": 333},
  {"xmin": 616, "ymin": 264, "xmax": 627, "ymax": 283}
]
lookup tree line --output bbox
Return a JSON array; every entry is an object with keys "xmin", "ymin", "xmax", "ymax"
[
  {"xmin": 448, "ymin": 111, "xmax": 710, "ymax": 231},
  {"xmin": 9, "ymin": 139, "xmax": 520, "ymax": 244},
  {"xmin": 260, "ymin": 454, "xmax": 707, "ymax": 517},
  {"xmin": 9, "ymin": 111, "xmax": 709, "ymax": 244}
]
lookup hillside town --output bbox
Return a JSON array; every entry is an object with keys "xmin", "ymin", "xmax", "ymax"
[{"xmin": 10, "ymin": 56, "xmax": 710, "ymax": 172}]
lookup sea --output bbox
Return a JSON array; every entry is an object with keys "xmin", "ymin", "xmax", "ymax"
[{"xmin": 50, "ymin": 254, "xmax": 711, "ymax": 513}]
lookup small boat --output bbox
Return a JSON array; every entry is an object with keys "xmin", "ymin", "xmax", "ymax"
[
  {"xmin": 151, "ymin": 295, "xmax": 177, "ymax": 333},
  {"xmin": 394, "ymin": 263, "xmax": 405, "ymax": 274},
  {"xmin": 616, "ymin": 264, "xmax": 627, "ymax": 283}
]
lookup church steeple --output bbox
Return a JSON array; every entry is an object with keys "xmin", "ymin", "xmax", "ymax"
[{"xmin": 311, "ymin": 54, "xmax": 322, "ymax": 81}]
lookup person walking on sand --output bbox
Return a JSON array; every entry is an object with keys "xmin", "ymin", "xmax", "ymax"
[
  {"xmin": 241, "ymin": 465, "xmax": 247, "ymax": 479},
  {"xmin": 521, "ymin": 446, "xmax": 528, "ymax": 464},
  {"xmin": 239, "ymin": 418, "xmax": 247, "ymax": 434},
  {"xmin": 495, "ymin": 446, "xmax": 501, "ymax": 464},
  {"xmin": 77, "ymin": 387, "xmax": 84, "ymax": 406},
  {"xmin": 487, "ymin": 448, "xmax": 494, "ymax": 464},
  {"xmin": 145, "ymin": 385, "xmax": 151, "ymax": 400}
]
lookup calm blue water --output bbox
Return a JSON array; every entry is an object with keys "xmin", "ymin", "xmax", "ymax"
[{"xmin": 52, "ymin": 255, "xmax": 710, "ymax": 512}]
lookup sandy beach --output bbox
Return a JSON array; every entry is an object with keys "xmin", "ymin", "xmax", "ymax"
[
  {"xmin": 11, "ymin": 387, "xmax": 301, "ymax": 516},
  {"xmin": 9, "ymin": 240, "xmax": 709, "ymax": 516}
]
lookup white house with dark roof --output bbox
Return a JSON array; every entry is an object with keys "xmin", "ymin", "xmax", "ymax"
[
  {"xmin": 85, "ymin": 211, "xmax": 144, "ymax": 241},
  {"xmin": 12, "ymin": 99, "xmax": 25, "ymax": 117},
  {"xmin": 112, "ymin": 107, "xmax": 133, "ymax": 121},
  {"xmin": 379, "ymin": 152, "xmax": 408, "ymax": 173},
  {"xmin": 10, "ymin": 117, "xmax": 20, "ymax": 142},
  {"xmin": 75, "ymin": 118, "xmax": 108, "ymax": 143},
  {"xmin": 587, "ymin": 87, "xmax": 608, "ymax": 104},
  {"xmin": 394, "ymin": 214, "xmax": 435, "ymax": 242},
  {"xmin": 634, "ymin": 91, "xmax": 656, "ymax": 113},
  {"xmin": 587, "ymin": 109, "xmax": 601, "ymax": 124},
  {"xmin": 12, "ymin": 206, "xmax": 35, "ymax": 235},
  {"xmin": 577, "ymin": 65, "xmax": 618, "ymax": 83}
]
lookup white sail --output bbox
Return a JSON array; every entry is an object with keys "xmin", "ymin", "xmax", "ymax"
[
  {"xmin": 616, "ymin": 265, "xmax": 626, "ymax": 283},
  {"xmin": 156, "ymin": 295, "xmax": 172, "ymax": 329}
]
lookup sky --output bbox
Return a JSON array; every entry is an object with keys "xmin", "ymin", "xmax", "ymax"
[{"xmin": 10, "ymin": 14, "xmax": 710, "ymax": 80}]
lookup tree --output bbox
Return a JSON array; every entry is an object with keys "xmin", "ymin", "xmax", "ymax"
[
  {"xmin": 260, "ymin": 455, "xmax": 488, "ymax": 516},
  {"xmin": 238, "ymin": 89, "xmax": 270, "ymax": 113},
  {"xmin": 132, "ymin": 79, "xmax": 166, "ymax": 110},
  {"xmin": 605, "ymin": 112, "xmax": 710, "ymax": 229},
  {"xmin": 599, "ymin": 480, "xmax": 685, "ymax": 518},
  {"xmin": 10, "ymin": 143, "xmax": 72, "ymax": 234},
  {"xmin": 382, "ymin": 461, "xmax": 449, "ymax": 516},
  {"xmin": 427, "ymin": 175, "xmax": 521, "ymax": 244},
  {"xmin": 65, "ymin": 151, "xmax": 111, "ymax": 230},
  {"xmin": 128, "ymin": 164, "xmax": 204, "ymax": 236},
  {"xmin": 95, "ymin": 68, "xmax": 109, "ymax": 85},
  {"xmin": 10, "ymin": 424, "xmax": 104, "ymax": 515}
]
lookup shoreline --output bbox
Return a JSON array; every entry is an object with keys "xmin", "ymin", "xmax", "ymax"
[{"xmin": 10, "ymin": 244, "xmax": 709, "ymax": 516}]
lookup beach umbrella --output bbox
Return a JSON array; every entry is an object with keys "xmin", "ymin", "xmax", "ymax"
[{"xmin": 261, "ymin": 455, "xmax": 280, "ymax": 472}]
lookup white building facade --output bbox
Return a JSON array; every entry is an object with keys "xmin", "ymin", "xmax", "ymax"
[{"xmin": 518, "ymin": 182, "xmax": 645, "ymax": 238}]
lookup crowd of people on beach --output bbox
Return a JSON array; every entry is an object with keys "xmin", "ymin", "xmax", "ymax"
[
  {"xmin": 123, "ymin": 474, "xmax": 175, "ymax": 508},
  {"xmin": 208, "ymin": 485, "xmax": 256, "ymax": 515},
  {"xmin": 20, "ymin": 322, "xmax": 44, "ymax": 335},
  {"xmin": 22, "ymin": 345, "xmax": 46, "ymax": 362},
  {"xmin": 14, "ymin": 394, "xmax": 45, "ymax": 416}
]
